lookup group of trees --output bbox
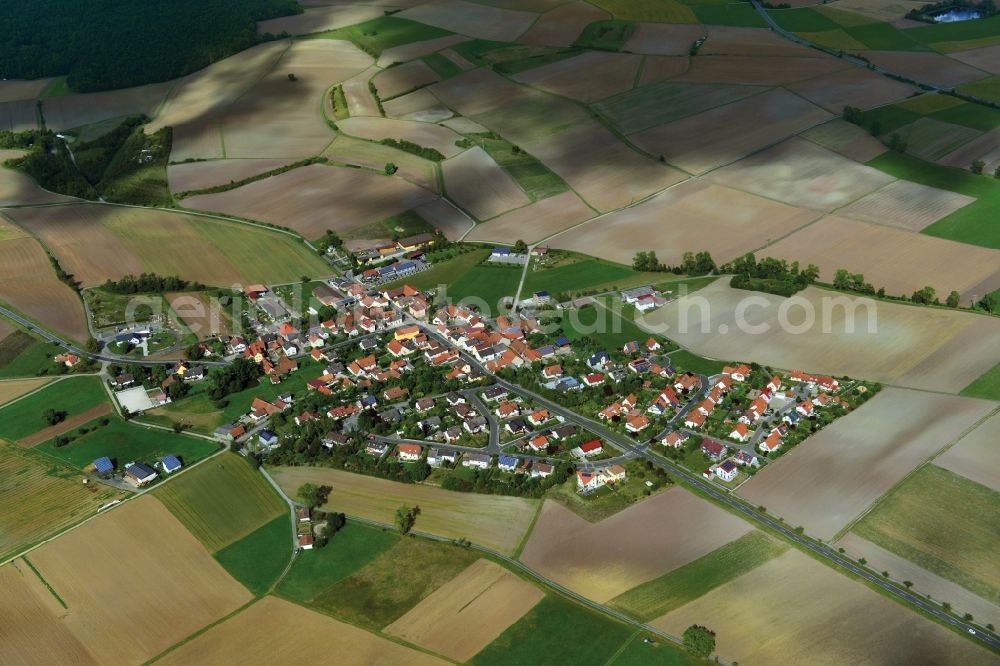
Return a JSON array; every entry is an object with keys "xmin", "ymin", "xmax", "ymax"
[
  {"xmin": 206, "ymin": 358, "xmax": 262, "ymax": 404},
  {"xmin": 631, "ymin": 250, "xmax": 716, "ymax": 275},
  {"xmin": 439, "ymin": 464, "xmax": 570, "ymax": 498},
  {"xmin": 395, "ymin": 504, "xmax": 421, "ymax": 534},
  {"xmin": 725, "ymin": 253, "xmax": 820, "ymax": 297},
  {"xmin": 0, "ymin": 0, "xmax": 300, "ymax": 92},
  {"xmin": 297, "ymin": 483, "xmax": 332, "ymax": 509},
  {"xmin": 101, "ymin": 273, "xmax": 194, "ymax": 294}
]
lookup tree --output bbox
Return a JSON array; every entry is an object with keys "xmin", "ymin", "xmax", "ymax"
[
  {"xmin": 971, "ymin": 159, "xmax": 985, "ymax": 175},
  {"xmin": 43, "ymin": 408, "xmax": 66, "ymax": 426},
  {"xmin": 84, "ymin": 336, "xmax": 101, "ymax": 353},
  {"xmin": 185, "ymin": 342, "xmax": 204, "ymax": 361},
  {"xmin": 682, "ymin": 625, "xmax": 716, "ymax": 658},
  {"xmin": 298, "ymin": 483, "xmax": 320, "ymax": 507},
  {"xmin": 632, "ymin": 250, "xmax": 660, "ymax": 272},
  {"xmin": 513, "ymin": 239, "xmax": 528, "ymax": 253},
  {"xmin": 946, "ymin": 290, "xmax": 960, "ymax": 308},
  {"xmin": 994, "ymin": 165, "xmax": 1000, "ymax": 179},
  {"xmin": 833, "ymin": 268, "xmax": 851, "ymax": 290},
  {"xmin": 887, "ymin": 132, "xmax": 907, "ymax": 153},
  {"xmin": 384, "ymin": 161, "xmax": 397, "ymax": 175},
  {"xmin": 910, "ymin": 285, "xmax": 936, "ymax": 304},
  {"xmin": 903, "ymin": 580, "xmax": 913, "ymax": 589},
  {"xmin": 395, "ymin": 504, "xmax": 421, "ymax": 534},
  {"xmin": 287, "ymin": 73, "xmax": 297, "ymax": 82}
]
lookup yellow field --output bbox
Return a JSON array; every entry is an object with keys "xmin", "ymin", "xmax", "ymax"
[
  {"xmin": 0, "ymin": 377, "xmax": 50, "ymax": 407},
  {"xmin": 652, "ymin": 549, "xmax": 995, "ymax": 665},
  {"xmin": 385, "ymin": 559, "xmax": 544, "ymax": 661},
  {"xmin": 28, "ymin": 495, "xmax": 251, "ymax": 665},
  {"xmin": 159, "ymin": 595, "xmax": 447, "ymax": 665},
  {"xmin": 267, "ymin": 466, "xmax": 538, "ymax": 555},
  {"xmin": 519, "ymin": 490, "xmax": 752, "ymax": 603}
]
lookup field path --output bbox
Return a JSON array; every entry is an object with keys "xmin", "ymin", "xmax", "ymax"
[{"xmin": 17, "ymin": 403, "xmax": 112, "ymax": 448}]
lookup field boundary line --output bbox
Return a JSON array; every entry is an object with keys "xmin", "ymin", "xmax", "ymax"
[
  {"xmin": 604, "ymin": 631, "xmax": 640, "ymax": 666},
  {"xmin": 511, "ymin": 497, "xmax": 544, "ymax": 560},
  {"xmin": 144, "ymin": 597, "xmax": 262, "ymax": 665},
  {"xmin": 20, "ymin": 555, "xmax": 68, "ymax": 609},
  {"xmin": 0, "ymin": 374, "xmax": 67, "ymax": 410}
]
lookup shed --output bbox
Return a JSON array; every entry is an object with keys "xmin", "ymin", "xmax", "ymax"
[
  {"xmin": 93, "ymin": 456, "xmax": 114, "ymax": 475},
  {"xmin": 161, "ymin": 455, "xmax": 182, "ymax": 473}
]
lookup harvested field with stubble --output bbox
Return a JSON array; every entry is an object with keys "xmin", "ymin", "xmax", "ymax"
[
  {"xmin": 706, "ymin": 137, "xmax": 894, "ymax": 212},
  {"xmin": 646, "ymin": 281, "xmax": 1000, "ymax": 394},
  {"xmin": 519, "ymin": 489, "xmax": 753, "ymax": 603},
  {"xmin": 443, "ymin": 147, "xmax": 529, "ymax": 219},
  {"xmin": 374, "ymin": 60, "xmax": 440, "ymax": 99},
  {"xmin": 652, "ymin": 549, "xmax": 996, "ymax": 666},
  {"xmin": 892, "ymin": 117, "xmax": 982, "ymax": 161},
  {"xmin": 377, "ymin": 35, "xmax": 470, "ymax": 68},
  {"xmin": 385, "ymin": 559, "xmax": 544, "ymax": 661},
  {"xmin": 0, "ymin": 99, "xmax": 37, "ymax": 133},
  {"xmin": 633, "ymin": 88, "xmax": 833, "ymax": 174},
  {"xmin": 799, "ymin": 118, "xmax": 889, "ymax": 162},
  {"xmin": 28, "ymin": 495, "xmax": 251, "ymax": 666},
  {"xmin": 550, "ymin": 179, "xmax": 818, "ymax": 267},
  {"xmin": 0, "ymin": 78, "xmax": 54, "ymax": 103},
  {"xmin": 431, "ymin": 68, "xmax": 540, "ymax": 116},
  {"xmin": 0, "ymin": 377, "xmax": 49, "ymax": 407},
  {"xmin": 939, "ymin": 127, "xmax": 1000, "ymax": 175},
  {"xmin": 399, "ymin": 0, "xmax": 537, "ymax": 41},
  {"xmin": 787, "ymin": 65, "xmax": 917, "ymax": 112},
  {"xmin": 159, "ymin": 596, "xmax": 446, "ymax": 666},
  {"xmin": 638, "ymin": 55, "xmax": 691, "ymax": 85},
  {"xmin": 519, "ymin": 1, "xmax": 610, "ymax": 46},
  {"xmin": 738, "ymin": 388, "xmax": 997, "ymax": 540},
  {"xmin": 624, "ymin": 22, "xmax": 704, "ymax": 55},
  {"xmin": 414, "ymin": 198, "xmax": 475, "ymax": 239},
  {"xmin": 702, "ymin": 25, "xmax": 817, "ymax": 57},
  {"xmin": 268, "ymin": 466, "xmax": 538, "ymax": 554},
  {"xmin": 933, "ymin": 411, "xmax": 1000, "ymax": 492},
  {"xmin": 466, "ymin": 190, "xmax": 595, "ymax": 243},
  {"xmin": 341, "ymin": 67, "xmax": 381, "ymax": 116},
  {"xmin": 41, "ymin": 81, "xmax": 174, "ymax": 133},
  {"xmin": 764, "ymin": 215, "xmax": 1000, "ymax": 299},
  {"xmin": 0, "ymin": 150, "xmax": 75, "ymax": 206},
  {"xmin": 950, "ymin": 43, "xmax": 1000, "ymax": 75},
  {"xmin": 167, "ymin": 158, "xmax": 292, "ymax": 193},
  {"xmin": 337, "ymin": 116, "xmax": 465, "ymax": 157},
  {"xmin": 677, "ymin": 55, "xmax": 845, "ymax": 85},
  {"xmin": 0, "ymin": 235, "xmax": 88, "ymax": 342},
  {"xmin": 325, "ymin": 134, "xmax": 439, "ymax": 192},
  {"xmin": 864, "ymin": 50, "xmax": 989, "ymax": 88},
  {"xmin": 382, "ymin": 88, "xmax": 453, "ymax": 122},
  {"xmin": 182, "ymin": 163, "xmax": 435, "ymax": 240},
  {"xmin": 512, "ymin": 52, "xmax": 641, "ymax": 102},
  {"xmin": 838, "ymin": 180, "xmax": 976, "ymax": 231}
]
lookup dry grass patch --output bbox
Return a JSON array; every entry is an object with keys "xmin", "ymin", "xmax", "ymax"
[
  {"xmin": 167, "ymin": 158, "xmax": 293, "ymax": 193},
  {"xmin": 933, "ymin": 411, "xmax": 1000, "ymax": 492},
  {"xmin": 0, "ymin": 378, "xmax": 51, "ymax": 407},
  {"xmin": 183, "ymin": 163, "xmax": 435, "ymax": 239},
  {"xmin": 382, "ymin": 88, "xmax": 453, "ymax": 123},
  {"xmin": 374, "ymin": 60, "xmax": 441, "ymax": 99},
  {"xmin": 0, "ymin": 150, "xmax": 75, "ymax": 206},
  {"xmin": 633, "ymin": 88, "xmax": 832, "ymax": 174},
  {"xmin": 551, "ymin": 179, "xmax": 818, "ymax": 267},
  {"xmin": 325, "ymin": 134, "xmax": 439, "ymax": 192},
  {"xmin": 443, "ymin": 146, "xmax": 529, "ymax": 219},
  {"xmin": 652, "ymin": 549, "xmax": 996, "ymax": 665},
  {"xmin": 765, "ymin": 215, "xmax": 1000, "ymax": 299},
  {"xmin": 799, "ymin": 118, "xmax": 889, "ymax": 162},
  {"xmin": 706, "ymin": 137, "xmax": 894, "ymax": 212},
  {"xmin": 256, "ymin": 4, "xmax": 385, "ymax": 35},
  {"xmin": 160, "ymin": 595, "xmax": 446, "ymax": 665},
  {"xmin": 466, "ymin": 190, "xmax": 594, "ymax": 243},
  {"xmin": 738, "ymin": 388, "xmax": 996, "ymax": 540},
  {"xmin": 865, "ymin": 50, "xmax": 990, "ymax": 88},
  {"xmin": 838, "ymin": 180, "xmax": 976, "ymax": 231},
  {"xmin": 399, "ymin": 0, "xmax": 537, "ymax": 41},
  {"xmin": 337, "ymin": 116, "xmax": 464, "ymax": 157},
  {"xmin": 268, "ymin": 466, "xmax": 538, "ymax": 554},
  {"xmin": 512, "ymin": 52, "xmax": 641, "ymax": 103},
  {"xmin": 385, "ymin": 559, "xmax": 543, "ymax": 661},
  {"xmin": 29, "ymin": 495, "xmax": 251, "ymax": 665},
  {"xmin": 168, "ymin": 292, "xmax": 231, "ymax": 340},
  {"xmin": 624, "ymin": 23, "xmax": 704, "ymax": 55},
  {"xmin": 677, "ymin": 55, "xmax": 846, "ymax": 85},
  {"xmin": 647, "ymin": 281, "xmax": 1000, "ymax": 394},
  {"xmin": 788, "ymin": 65, "xmax": 918, "ymax": 112},
  {"xmin": 519, "ymin": 490, "xmax": 752, "ymax": 603},
  {"xmin": 519, "ymin": 1, "xmax": 610, "ymax": 46}
]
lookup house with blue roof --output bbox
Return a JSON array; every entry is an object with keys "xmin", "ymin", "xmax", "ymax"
[
  {"xmin": 492, "ymin": 247, "xmax": 510, "ymax": 257},
  {"xmin": 588, "ymin": 351, "xmax": 610, "ymax": 370},
  {"xmin": 259, "ymin": 430, "xmax": 279, "ymax": 449},
  {"xmin": 93, "ymin": 456, "xmax": 114, "ymax": 476},
  {"xmin": 498, "ymin": 455, "xmax": 518, "ymax": 472},
  {"xmin": 161, "ymin": 455, "xmax": 182, "ymax": 474},
  {"xmin": 125, "ymin": 462, "xmax": 157, "ymax": 486},
  {"xmin": 554, "ymin": 336, "xmax": 570, "ymax": 348}
]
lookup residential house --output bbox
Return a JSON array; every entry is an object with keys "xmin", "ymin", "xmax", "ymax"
[
  {"xmin": 759, "ymin": 430, "xmax": 782, "ymax": 454},
  {"xmin": 674, "ymin": 373, "xmax": 699, "ymax": 393},
  {"xmin": 482, "ymin": 386, "xmax": 508, "ymax": 401},
  {"xmin": 462, "ymin": 453, "xmax": 491, "ymax": 469},
  {"xmin": 626, "ymin": 414, "xmax": 650, "ymax": 433},
  {"xmin": 684, "ymin": 410, "xmax": 707, "ymax": 428},
  {"xmin": 646, "ymin": 337, "xmax": 661, "ymax": 352},
  {"xmin": 734, "ymin": 450, "xmax": 759, "ymax": 467},
  {"xmin": 701, "ymin": 439, "xmax": 726, "ymax": 461},
  {"xmin": 795, "ymin": 400, "xmax": 815, "ymax": 418},
  {"xmin": 397, "ymin": 444, "xmax": 422, "ymax": 462},
  {"xmin": 542, "ymin": 364, "xmax": 563, "ymax": 379},
  {"xmin": 661, "ymin": 431, "xmax": 688, "ymax": 448},
  {"xmin": 383, "ymin": 386, "xmax": 410, "ymax": 402},
  {"xmin": 715, "ymin": 459, "xmax": 738, "ymax": 482},
  {"xmin": 258, "ymin": 430, "xmax": 279, "ymax": 450},
  {"xmin": 527, "ymin": 409, "xmax": 550, "ymax": 426},
  {"xmin": 463, "ymin": 416, "xmax": 488, "ymax": 434},
  {"xmin": 527, "ymin": 434, "xmax": 549, "ymax": 452},
  {"xmin": 498, "ymin": 455, "xmax": 518, "ymax": 472},
  {"xmin": 576, "ymin": 439, "xmax": 603, "ymax": 457},
  {"xmin": 54, "ymin": 353, "xmax": 81, "ymax": 368},
  {"xmin": 622, "ymin": 341, "xmax": 640, "ymax": 355},
  {"xmin": 366, "ymin": 442, "xmax": 389, "ymax": 457},
  {"xmin": 125, "ymin": 462, "xmax": 157, "ymax": 487},
  {"xmin": 723, "ymin": 364, "xmax": 751, "ymax": 382},
  {"xmin": 729, "ymin": 423, "xmax": 750, "ymax": 443},
  {"xmin": 583, "ymin": 373, "xmax": 605, "ymax": 387}
]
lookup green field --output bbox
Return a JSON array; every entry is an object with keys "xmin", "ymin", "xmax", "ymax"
[
  {"xmin": 690, "ymin": 2, "xmax": 766, "ymax": 27},
  {"xmin": 588, "ymin": 0, "xmax": 696, "ymax": 22},
  {"xmin": 609, "ymin": 531, "xmax": 788, "ymax": 620},
  {"xmin": 523, "ymin": 259, "xmax": 641, "ymax": 297},
  {"xmin": 928, "ymin": 101, "xmax": 1000, "ymax": 133},
  {"xmin": 768, "ymin": 7, "xmax": 839, "ymax": 32},
  {"xmin": 0, "ymin": 331, "xmax": 63, "ymax": 379},
  {"xmin": 960, "ymin": 360, "xmax": 1000, "ymax": 400},
  {"xmin": 475, "ymin": 135, "xmax": 569, "ymax": 202},
  {"xmin": 277, "ymin": 521, "xmax": 399, "ymax": 603},
  {"xmin": 0, "ymin": 376, "xmax": 106, "ymax": 441},
  {"xmin": 309, "ymin": 16, "xmax": 451, "ymax": 56},
  {"xmin": 868, "ymin": 151, "xmax": 1000, "ymax": 248},
  {"xmin": 446, "ymin": 264, "xmax": 522, "ymax": 308},
  {"xmin": 562, "ymin": 300, "xmax": 650, "ymax": 350},
  {"xmin": 308, "ymin": 537, "xmax": 479, "ymax": 629},
  {"xmin": 574, "ymin": 20, "xmax": 636, "ymax": 51},
  {"xmin": 904, "ymin": 14, "xmax": 1000, "ymax": 47},
  {"xmin": 856, "ymin": 105, "xmax": 923, "ymax": 135},
  {"xmin": 470, "ymin": 595, "xmax": 635, "ymax": 666},
  {"xmin": 422, "ymin": 52, "xmax": 464, "ymax": 79},
  {"xmin": 381, "ymin": 248, "xmax": 490, "ymax": 292},
  {"xmin": 668, "ymin": 348, "xmax": 728, "ymax": 376},
  {"xmin": 34, "ymin": 417, "xmax": 218, "ymax": 470},
  {"xmin": 958, "ymin": 76, "xmax": 1000, "ymax": 104},
  {"xmin": 842, "ymin": 22, "xmax": 925, "ymax": 50},
  {"xmin": 608, "ymin": 634, "xmax": 699, "ymax": 666},
  {"xmin": 154, "ymin": 453, "xmax": 285, "ymax": 551},
  {"xmin": 853, "ymin": 465, "xmax": 1000, "ymax": 605},
  {"xmin": 215, "ymin": 514, "xmax": 293, "ymax": 596}
]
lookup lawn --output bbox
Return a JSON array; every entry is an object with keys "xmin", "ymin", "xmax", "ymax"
[
  {"xmin": 343, "ymin": 209, "xmax": 434, "ymax": 241},
  {"xmin": 690, "ymin": 2, "xmax": 766, "ymax": 27},
  {"xmin": 960, "ymin": 360, "xmax": 1000, "ymax": 400},
  {"xmin": 470, "ymin": 595, "xmax": 634, "ymax": 666},
  {"xmin": 277, "ymin": 520, "xmax": 400, "ymax": 603},
  {"xmin": 608, "ymin": 531, "xmax": 788, "ymax": 620},
  {"xmin": 608, "ymin": 633, "xmax": 700, "ymax": 666},
  {"xmin": 309, "ymin": 536, "xmax": 480, "ymax": 629},
  {"xmin": 523, "ymin": 259, "xmax": 646, "ymax": 297},
  {"xmin": 868, "ymin": 151, "xmax": 1000, "ymax": 248},
  {"xmin": 562, "ymin": 300, "xmax": 650, "ymax": 350},
  {"xmin": 34, "ymin": 416, "xmax": 218, "ymax": 470},
  {"xmin": 0, "ymin": 376, "xmax": 106, "ymax": 441},
  {"xmin": 475, "ymin": 134, "xmax": 569, "ymax": 202},
  {"xmin": 768, "ymin": 7, "xmax": 839, "ymax": 32},
  {"xmin": 588, "ymin": 0, "xmax": 696, "ymax": 22},
  {"xmin": 445, "ymin": 264, "xmax": 523, "ymax": 309},
  {"xmin": 668, "ymin": 349, "xmax": 728, "ymax": 376},
  {"xmin": 0, "ymin": 332, "xmax": 62, "ymax": 379},
  {"xmin": 381, "ymin": 248, "xmax": 490, "ymax": 292},
  {"xmin": 853, "ymin": 464, "xmax": 1000, "ymax": 605},
  {"xmin": 214, "ymin": 514, "xmax": 292, "ymax": 596},
  {"xmin": 574, "ymin": 20, "xmax": 636, "ymax": 51},
  {"xmin": 154, "ymin": 452, "xmax": 286, "ymax": 551},
  {"xmin": 308, "ymin": 16, "xmax": 451, "ymax": 56},
  {"xmin": 422, "ymin": 52, "xmax": 464, "ymax": 79}
]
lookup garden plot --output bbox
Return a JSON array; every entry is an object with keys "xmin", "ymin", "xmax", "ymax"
[
  {"xmin": 443, "ymin": 147, "xmax": 530, "ymax": 219},
  {"xmin": 40, "ymin": 82, "xmax": 174, "ymax": 132},
  {"xmin": 466, "ymin": 190, "xmax": 595, "ymax": 243},
  {"xmin": 799, "ymin": 119, "xmax": 889, "ymax": 162},
  {"xmin": 677, "ymin": 55, "xmax": 846, "ymax": 85},
  {"xmin": 550, "ymin": 179, "xmax": 819, "ymax": 267},
  {"xmin": 256, "ymin": 4, "xmax": 385, "ymax": 35},
  {"xmin": 939, "ymin": 127, "xmax": 1000, "ymax": 175},
  {"xmin": 632, "ymin": 88, "xmax": 833, "ymax": 174},
  {"xmin": 374, "ymin": 60, "xmax": 441, "ymax": 99},
  {"xmin": 519, "ymin": 491, "xmax": 752, "ymax": 603},
  {"xmin": 864, "ymin": 51, "xmax": 990, "ymax": 88},
  {"xmin": 652, "ymin": 549, "xmax": 995, "ymax": 666},
  {"xmin": 414, "ymin": 198, "xmax": 475, "ymax": 239},
  {"xmin": 220, "ymin": 40, "xmax": 370, "ymax": 158},
  {"xmin": 705, "ymin": 137, "xmax": 894, "ymax": 212},
  {"xmin": 624, "ymin": 22, "xmax": 705, "ymax": 55},
  {"xmin": 385, "ymin": 559, "xmax": 544, "ymax": 662},
  {"xmin": 167, "ymin": 158, "xmax": 292, "ymax": 193},
  {"xmin": 382, "ymin": 88, "xmax": 453, "ymax": 122},
  {"xmin": 787, "ymin": 65, "xmax": 918, "ymax": 112},
  {"xmin": 518, "ymin": 1, "xmax": 610, "ymax": 46},
  {"xmin": 512, "ymin": 52, "xmax": 641, "ymax": 103},
  {"xmin": 377, "ymin": 35, "xmax": 470, "ymax": 68},
  {"xmin": 398, "ymin": 0, "xmax": 537, "ymax": 41},
  {"xmin": 933, "ymin": 411, "xmax": 1000, "ymax": 492},
  {"xmin": 738, "ymin": 388, "xmax": 996, "ymax": 541},
  {"xmin": 0, "ymin": 150, "xmax": 76, "ymax": 206},
  {"xmin": 324, "ymin": 134, "xmax": 439, "ymax": 192},
  {"xmin": 183, "ymin": 163, "xmax": 435, "ymax": 239},
  {"xmin": 838, "ymin": 180, "xmax": 976, "ymax": 231},
  {"xmin": 336, "ymin": 116, "xmax": 465, "ymax": 157},
  {"xmin": 637, "ymin": 55, "xmax": 692, "ymax": 85},
  {"xmin": 892, "ymin": 117, "xmax": 982, "ymax": 161},
  {"xmin": 644, "ymin": 281, "xmax": 1000, "ymax": 394},
  {"xmin": 949, "ymin": 43, "xmax": 1000, "ymax": 75}
]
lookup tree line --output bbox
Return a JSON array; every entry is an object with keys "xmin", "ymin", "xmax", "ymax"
[{"xmin": 101, "ymin": 273, "xmax": 199, "ymax": 294}]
